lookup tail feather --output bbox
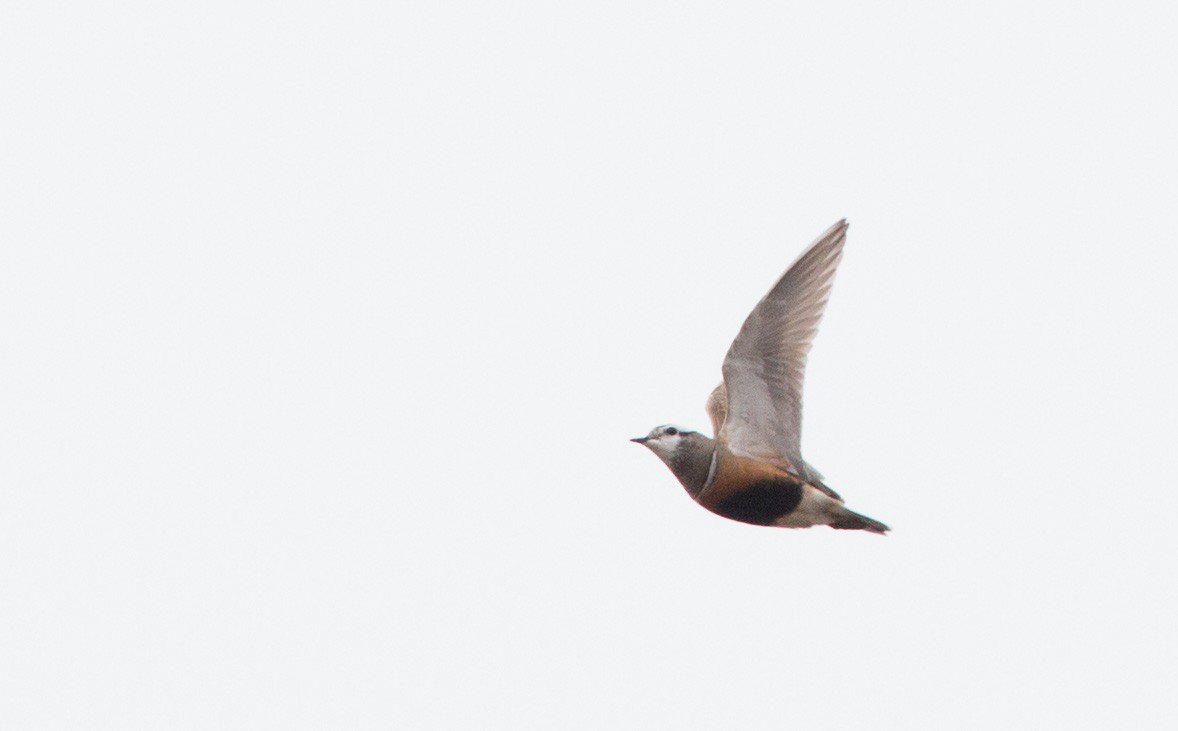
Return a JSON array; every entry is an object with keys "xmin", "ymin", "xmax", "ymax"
[{"xmin": 830, "ymin": 508, "xmax": 890, "ymax": 535}]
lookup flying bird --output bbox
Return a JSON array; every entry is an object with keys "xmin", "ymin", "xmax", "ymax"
[{"xmin": 632, "ymin": 220, "xmax": 889, "ymax": 534}]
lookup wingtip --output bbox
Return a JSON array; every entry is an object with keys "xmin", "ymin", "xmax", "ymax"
[{"xmin": 815, "ymin": 218, "xmax": 849, "ymax": 245}]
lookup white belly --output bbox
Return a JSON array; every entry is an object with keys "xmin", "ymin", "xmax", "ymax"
[{"xmin": 774, "ymin": 484, "xmax": 842, "ymax": 528}]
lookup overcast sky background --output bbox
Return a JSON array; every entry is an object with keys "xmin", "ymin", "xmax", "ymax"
[{"xmin": 3, "ymin": 2, "xmax": 1177, "ymax": 729}]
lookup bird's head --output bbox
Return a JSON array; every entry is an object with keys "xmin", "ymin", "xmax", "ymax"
[{"xmin": 630, "ymin": 424, "xmax": 697, "ymax": 462}]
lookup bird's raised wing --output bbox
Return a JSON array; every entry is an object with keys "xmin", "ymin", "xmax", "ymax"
[
  {"xmin": 707, "ymin": 379, "xmax": 834, "ymax": 494},
  {"xmin": 717, "ymin": 220, "xmax": 848, "ymax": 473}
]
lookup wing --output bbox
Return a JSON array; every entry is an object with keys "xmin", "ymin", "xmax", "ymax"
[
  {"xmin": 717, "ymin": 219, "xmax": 848, "ymax": 472},
  {"xmin": 707, "ymin": 380, "xmax": 834, "ymax": 492},
  {"xmin": 705, "ymin": 382, "xmax": 727, "ymax": 438}
]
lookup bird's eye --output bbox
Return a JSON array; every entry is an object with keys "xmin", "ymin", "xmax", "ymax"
[{"xmin": 665, "ymin": 427, "xmax": 678, "ymax": 436}]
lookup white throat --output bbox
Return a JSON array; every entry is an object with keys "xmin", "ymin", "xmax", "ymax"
[{"xmin": 647, "ymin": 433, "xmax": 683, "ymax": 461}]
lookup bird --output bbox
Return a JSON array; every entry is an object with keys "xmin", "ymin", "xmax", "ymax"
[{"xmin": 632, "ymin": 219, "xmax": 889, "ymax": 534}]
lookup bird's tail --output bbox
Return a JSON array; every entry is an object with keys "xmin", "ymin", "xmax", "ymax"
[{"xmin": 830, "ymin": 507, "xmax": 890, "ymax": 535}]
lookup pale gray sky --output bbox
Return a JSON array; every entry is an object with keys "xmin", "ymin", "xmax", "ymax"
[{"xmin": 3, "ymin": 1, "xmax": 1177, "ymax": 729}]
